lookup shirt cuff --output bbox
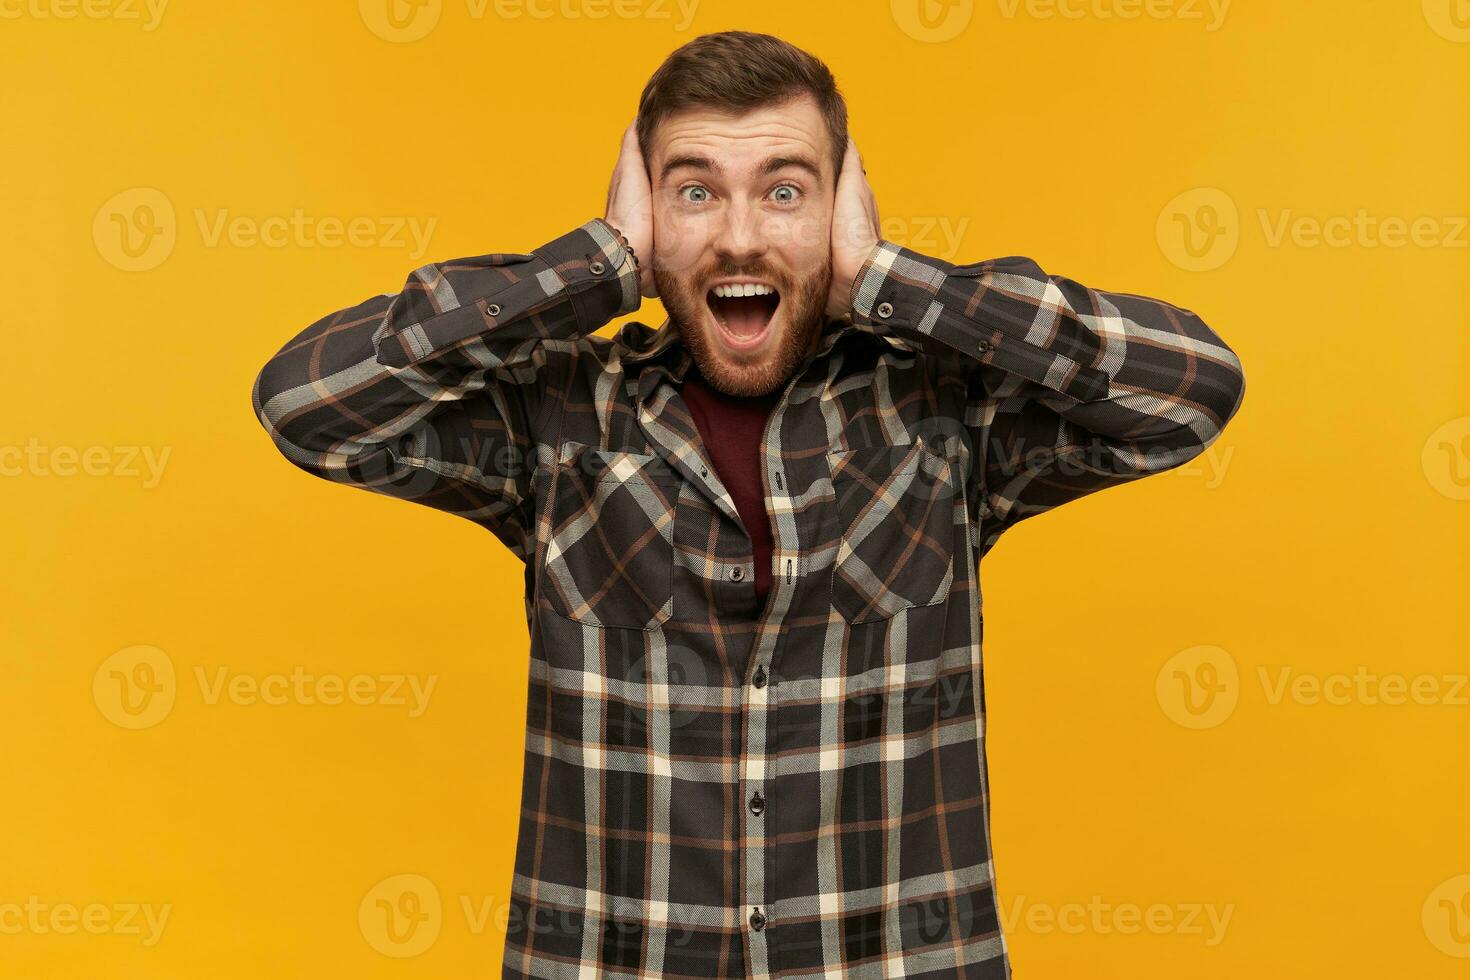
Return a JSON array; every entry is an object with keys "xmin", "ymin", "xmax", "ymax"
[
  {"xmin": 535, "ymin": 217, "xmax": 642, "ymax": 327},
  {"xmin": 849, "ymin": 240, "xmax": 1111, "ymax": 403},
  {"xmin": 374, "ymin": 218, "xmax": 641, "ymax": 370}
]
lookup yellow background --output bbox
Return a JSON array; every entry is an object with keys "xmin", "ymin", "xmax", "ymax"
[{"xmin": 3, "ymin": 1, "xmax": 1468, "ymax": 977}]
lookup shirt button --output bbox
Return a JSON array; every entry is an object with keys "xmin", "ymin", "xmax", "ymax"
[
  {"xmin": 752, "ymin": 665, "xmax": 767, "ymax": 689},
  {"xmin": 589, "ymin": 260, "xmax": 606, "ymax": 275},
  {"xmin": 485, "ymin": 303, "xmax": 502, "ymax": 317},
  {"xmin": 875, "ymin": 301, "xmax": 894, "ymax": 319},
  {"xmin": 730, "ymin": 566, "xmax": 745, "ymax": 582},
  {"xmin": 977, "ymin": 339, "xmax": 994, "ymax": 353},
  {"xmin": 749, "ymin": 908, "xmax": 766, "ymax": 931},
  {"xmin": 749, "ymin": 791, "xmax": 765, "ymax": 816}
]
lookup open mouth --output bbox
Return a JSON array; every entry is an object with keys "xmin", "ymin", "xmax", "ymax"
[{"xmin": 705, "ymin": 282, "xmax": 781, "ymax": 350}]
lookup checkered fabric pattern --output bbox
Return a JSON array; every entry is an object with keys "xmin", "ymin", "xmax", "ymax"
[{"xmin": 252, "ymin": 218, "xmax": 1246, "ymax": 978}]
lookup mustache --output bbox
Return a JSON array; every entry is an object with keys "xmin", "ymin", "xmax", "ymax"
[
  {"xmin": 690, "ymin": 264, "xmax": 785, "ymax": 289},
  {"xmin": 654, "ymin": 260, "xmax": 831, "ymax": 301}
]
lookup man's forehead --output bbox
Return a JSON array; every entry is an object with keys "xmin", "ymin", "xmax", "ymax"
[{"xmin": 650, "ymin": 98, "xmax": 830, "ymax": 181}]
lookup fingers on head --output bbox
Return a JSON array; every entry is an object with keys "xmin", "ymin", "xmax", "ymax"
[
  {"xmin": 622, "ymin": 121, "xmax": 642, "ymax": 158},
  {"xmin": 840, "ymin": 137, "xmax": 865, "ymax": 180}
]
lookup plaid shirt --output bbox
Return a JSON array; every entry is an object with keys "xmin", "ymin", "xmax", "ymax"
[{"xmin": 252, "ymin": 218, "xmax": 1245, "ymax": 979}]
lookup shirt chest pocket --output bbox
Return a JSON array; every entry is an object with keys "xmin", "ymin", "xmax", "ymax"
[
  {"xmin": 538, "ymin": 443, "xmax": 680, "ymax": 631},
  {"xmin": 828, "ymin": 441, "xmax": 957, "ymax": 624}
]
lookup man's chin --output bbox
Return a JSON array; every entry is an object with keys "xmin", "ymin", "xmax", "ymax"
[{"xmin": 686, "ymin": 334, "xmax": 788, "ymax": 397}]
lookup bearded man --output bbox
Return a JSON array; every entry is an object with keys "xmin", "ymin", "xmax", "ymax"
[{"xmin": 252, "ymin": 30, "xmax": 1245, "ymax": 980}]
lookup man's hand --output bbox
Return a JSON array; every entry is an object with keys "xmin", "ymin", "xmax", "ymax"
[
  {"xmin": 604, "ymin": 120, "xmax": 659, "ymax": 299},
  {"xmin": 826, "ymin": 137, "xmax": 882, "ymax": 319}
]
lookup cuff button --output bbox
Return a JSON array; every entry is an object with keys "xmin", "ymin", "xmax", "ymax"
[
  {"xmin": 589, "ymin": 260, "xmax": 606, "ymax": 276},
  {"xmin": 876, "ymin": 301, "xmax": 894, "ymax": 319}
]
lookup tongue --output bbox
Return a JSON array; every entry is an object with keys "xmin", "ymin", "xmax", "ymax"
[{"xmin": 715, "ymin": 295, "xmax": 774, "ymax": 338}]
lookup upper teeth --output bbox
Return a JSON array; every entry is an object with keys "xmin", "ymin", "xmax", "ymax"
[{"xmin": 713, "ymin": 283, "xmax": 775, "ymax": 298}]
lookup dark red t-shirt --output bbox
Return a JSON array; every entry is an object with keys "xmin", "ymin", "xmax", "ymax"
[{"xmin": 680, "ymin": 366, "xmax": 779, "ymax": 608}]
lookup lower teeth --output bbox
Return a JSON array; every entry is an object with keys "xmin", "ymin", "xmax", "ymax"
[{"xmin": 709, "ymin": 293, "xmax": 778, "ymax": 336}]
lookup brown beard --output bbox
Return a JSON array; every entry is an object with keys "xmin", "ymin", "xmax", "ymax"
[{"xmin": 654, "ymin": 254, "xmax": 831, "ymax": 397}]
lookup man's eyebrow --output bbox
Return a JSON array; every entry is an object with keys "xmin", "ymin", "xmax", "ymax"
[
  {"xmin": 659, "ymin": 153, "xmax": 825, "ymax": 184},
  {"xmin": 660, "ymin": 154, "xmax": 723, "ymax": 180},
  {"xmin": 758, "ymin": 155, "xmax": 823, "ymax": 183}
]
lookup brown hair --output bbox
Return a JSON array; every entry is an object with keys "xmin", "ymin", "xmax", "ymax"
[{"xmin": 636, "ymin": 31, "xmax": 849, "ymax": 182}]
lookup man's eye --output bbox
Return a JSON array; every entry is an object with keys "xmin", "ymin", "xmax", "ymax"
[
  {"xmin": 681, "ymin": 186, "xmax": 711, "ymax": 204},
  {"xmin": 771, "ymin": 185, "xmax": 800, "ymax": 204}
]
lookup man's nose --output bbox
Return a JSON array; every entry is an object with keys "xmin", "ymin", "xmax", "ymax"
[{"xmin": 712, "ymin": 201, "xmax": 769, "ymax": 266}]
